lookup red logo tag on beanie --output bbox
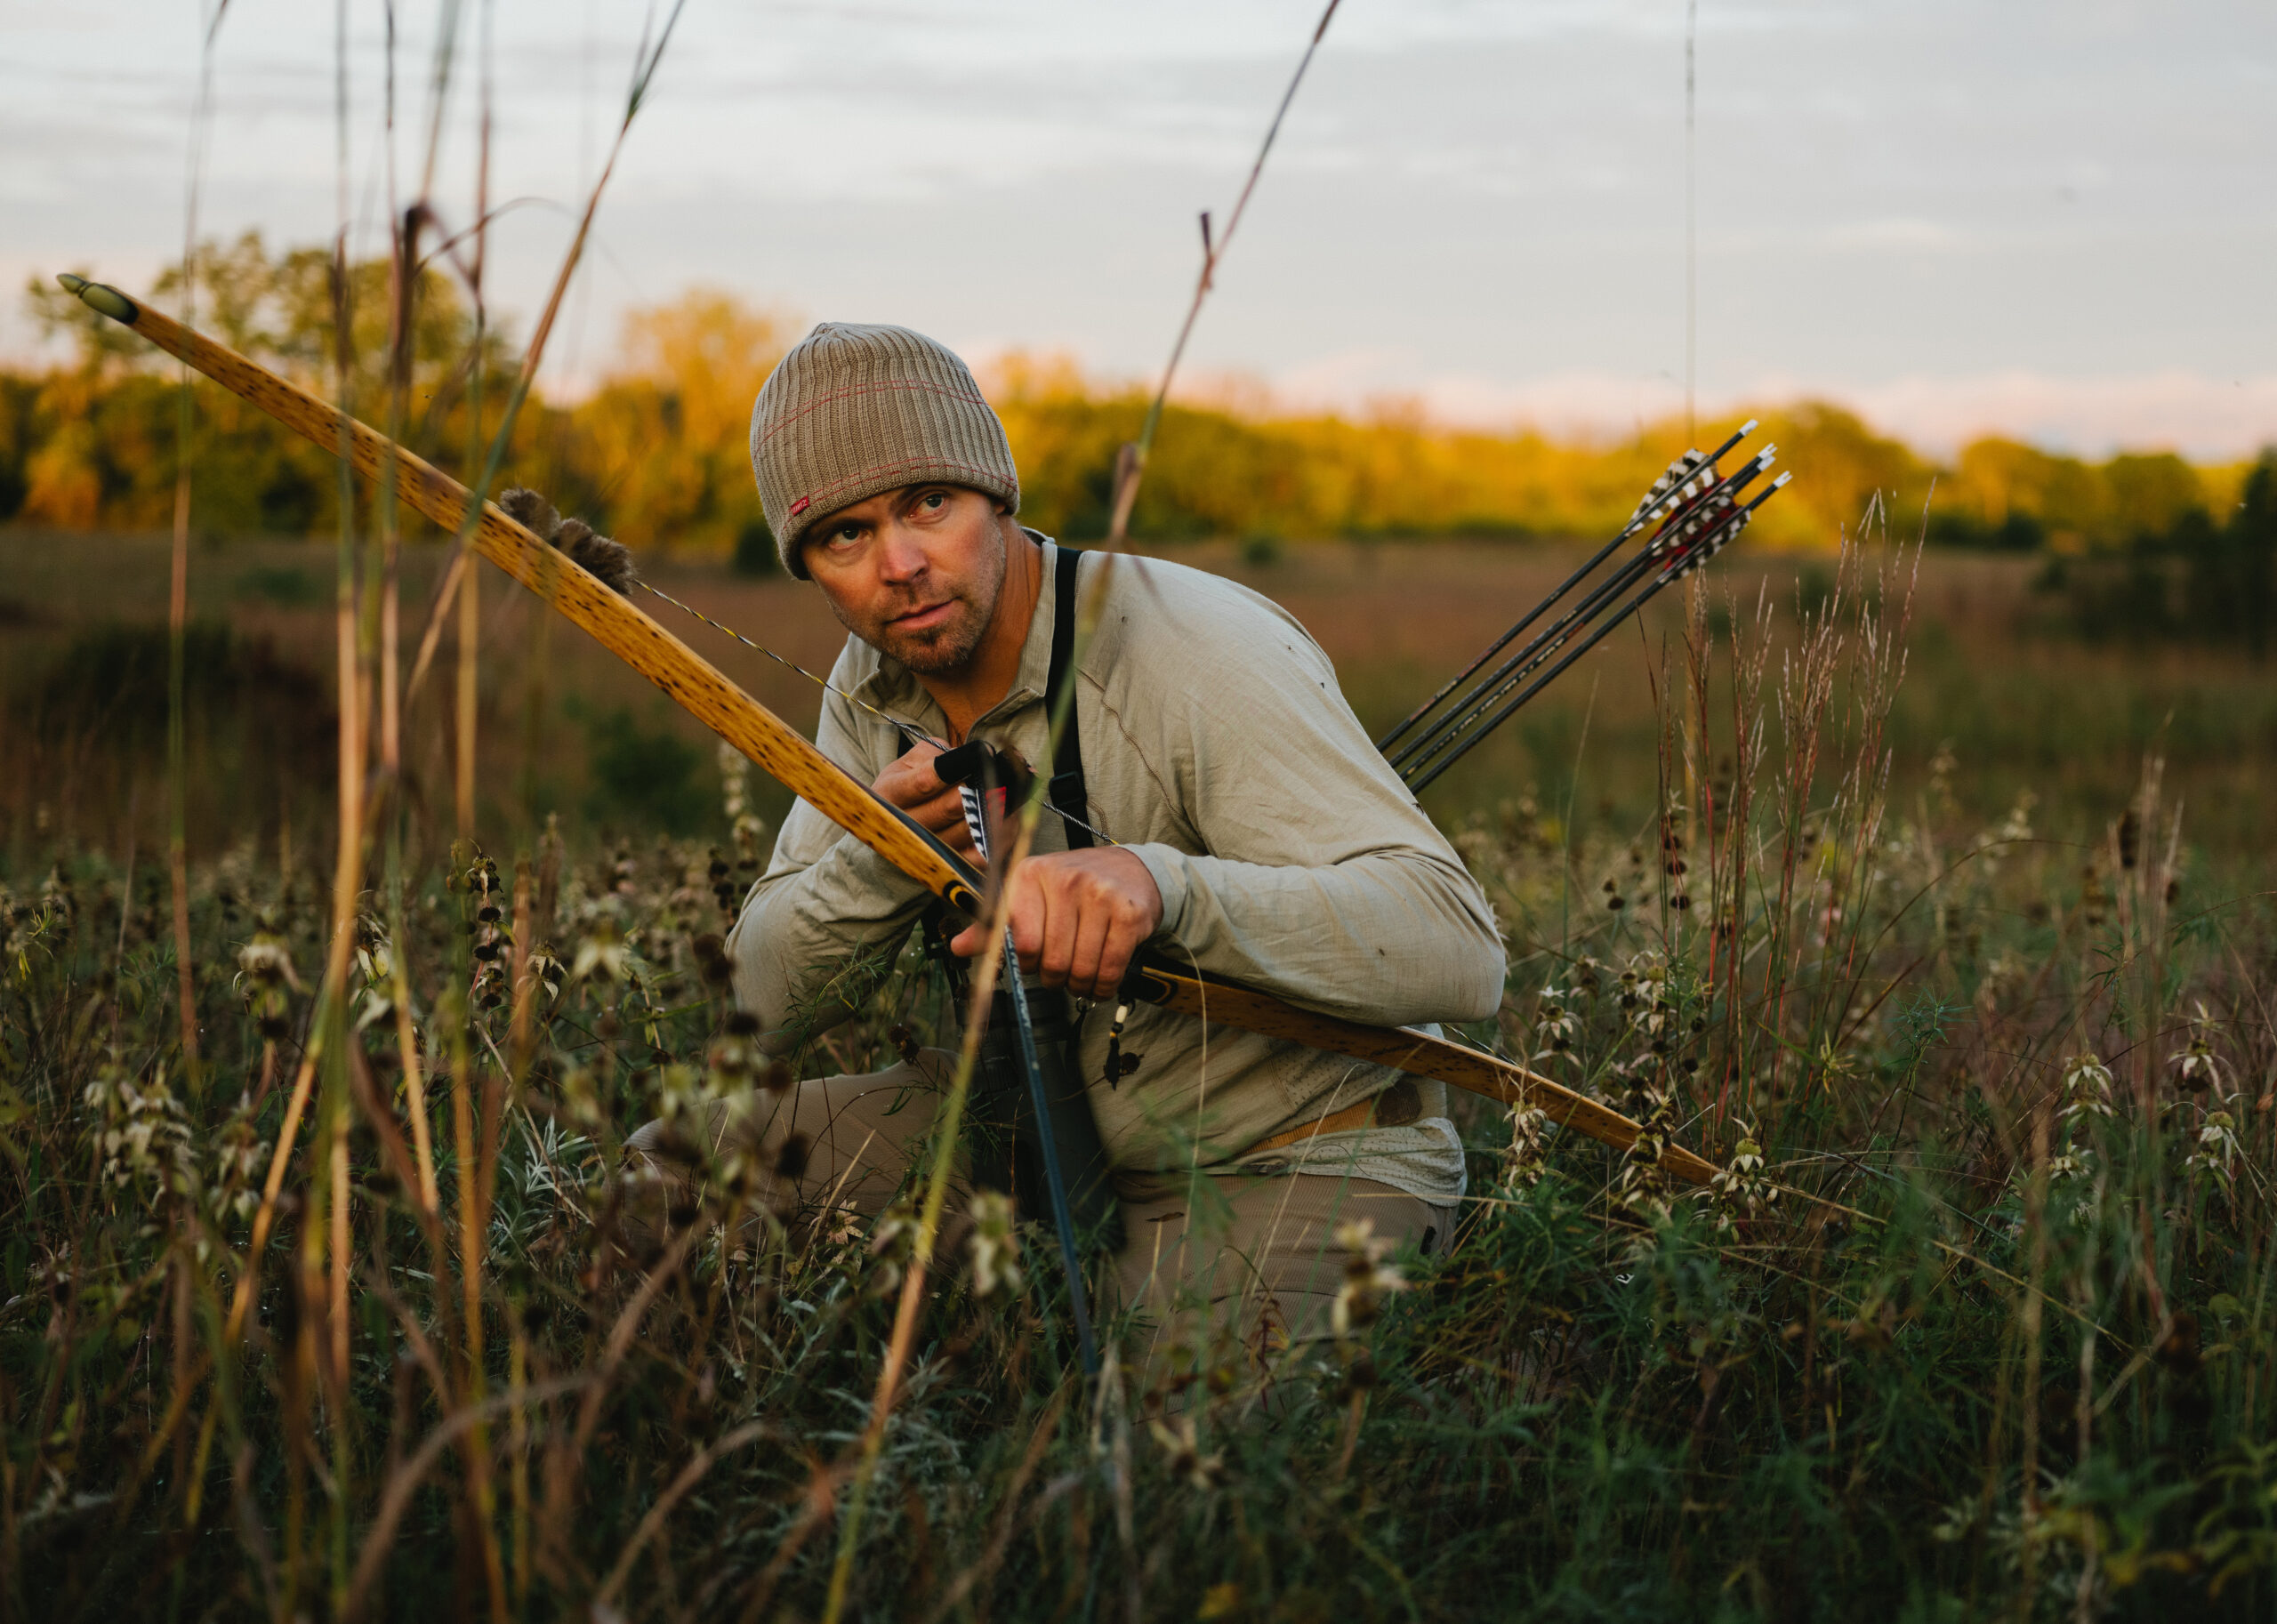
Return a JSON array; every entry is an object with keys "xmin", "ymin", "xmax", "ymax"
[{"xmin": 790, "ymin": 496, "xmax": 810, "ymax": 517}]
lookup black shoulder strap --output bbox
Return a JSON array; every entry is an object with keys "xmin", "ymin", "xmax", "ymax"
[{"xmin": 1044, "ymin": 545, "xmax": 1093, "ymax": 849}]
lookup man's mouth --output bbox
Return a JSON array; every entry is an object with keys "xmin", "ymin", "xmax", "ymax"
[{"xmin": 889, "ymin": 601, "xmax": 956, "ymax": 633}]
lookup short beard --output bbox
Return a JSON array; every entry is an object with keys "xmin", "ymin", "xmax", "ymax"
[
  {"xmin": 833, "ymin": 520, "xmax": 1009, "ymax": 677},
  {"xmin": 877, "ymin": 597, "xmax": 989, "ymax": 675}
]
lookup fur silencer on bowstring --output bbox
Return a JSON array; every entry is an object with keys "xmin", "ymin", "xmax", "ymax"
[{"xmin": 497, "ymin": 487, "xmax": 640, "ymax": 596}]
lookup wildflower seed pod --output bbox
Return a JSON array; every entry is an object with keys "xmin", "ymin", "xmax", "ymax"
[{"xmin": 966, "ymin": 1189, "xmax": 1024, "ymax": 1298}]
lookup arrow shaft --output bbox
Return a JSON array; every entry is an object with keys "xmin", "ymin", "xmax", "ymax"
[
  {"xmin": 1376, "ymin": 422, "xmax": 1756, "ymax": 757},
  {"xmin": 1392, "ymin": 454, "xmax": 1769, "ymax": 781},
  {"xmin": 1407, "ymin": 478, "xmax": 1786, "ymax": 794},
  {"xmin": 958, "ymin": 782, "xmax": 1101, "ymax": 1371}
]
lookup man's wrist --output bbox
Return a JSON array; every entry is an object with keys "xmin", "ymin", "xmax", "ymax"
[{"xmin": 1120, "ymin": 842, "xmax": 1190, "ymax": 939}]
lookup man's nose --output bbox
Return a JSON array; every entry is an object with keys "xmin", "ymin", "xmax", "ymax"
[{"xmin": 874, "ymin": 520, "xmax": 929, "ymax": 583}]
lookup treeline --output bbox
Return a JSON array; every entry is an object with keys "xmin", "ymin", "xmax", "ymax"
[
  {"xmin": 2034, "ymin": 458, "xmax": 2277, "ymax": 654},
  {"xmin": 4, "ymin": 234, "xmax": 2265, "ymax": 562},
  {"xmin": 5, "ymin": 234, "xmax": 774, "ymax": 561}
]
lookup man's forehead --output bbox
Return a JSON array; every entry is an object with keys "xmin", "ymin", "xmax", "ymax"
[
  {"xmin": 813, "ymin": 481, "xmax": 980, "ymax": 527},
  {"xmin": 812, "ymin": 486, "xmax": 905, "ymax": 526}
]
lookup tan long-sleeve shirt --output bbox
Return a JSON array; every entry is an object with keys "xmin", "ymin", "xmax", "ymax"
[{"xmin": 726, "ymin": 538, "xmax": 1507, "ymax": 1188}]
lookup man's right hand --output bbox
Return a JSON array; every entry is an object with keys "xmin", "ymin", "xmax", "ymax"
[{"xmin": 873, "ymin": 741, "xmax": 979, "ymax": 862}]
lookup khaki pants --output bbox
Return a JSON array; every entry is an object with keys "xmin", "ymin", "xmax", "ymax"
[{"xmin": 622, "ymin": 1055, "xmax": 1454, "ymax": 1362}]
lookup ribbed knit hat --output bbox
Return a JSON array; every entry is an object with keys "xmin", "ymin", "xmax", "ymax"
[{"xmin": 748, "ymin": 322, "xmax": 1020, "ymax": 577}]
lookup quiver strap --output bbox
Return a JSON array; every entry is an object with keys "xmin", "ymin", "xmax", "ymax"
[{"xmin": 1045, "ymin": 545, "xmax": 1092, "ymax": 849}]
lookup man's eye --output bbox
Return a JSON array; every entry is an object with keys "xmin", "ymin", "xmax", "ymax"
[{"xmin": 921, "ymin": 493, "xmax": 946, "ymax": 511}]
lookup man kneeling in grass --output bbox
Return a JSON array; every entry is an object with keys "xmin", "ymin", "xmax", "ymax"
[{"xmin": 624, "ymin": 320, "xmax": 1505, "ymax": 1355}]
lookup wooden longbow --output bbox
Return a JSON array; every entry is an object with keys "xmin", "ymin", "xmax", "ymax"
[{"xmin": 60, "ymin": 272, "xmax": 1717, "ymax": 1188}]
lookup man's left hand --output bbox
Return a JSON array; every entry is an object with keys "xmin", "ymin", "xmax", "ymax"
[{"xmin": 948, "ymin": 847, "xmax": 1163, "ymax": 1001}]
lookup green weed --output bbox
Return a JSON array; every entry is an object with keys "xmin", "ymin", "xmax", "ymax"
[{"xmin": 1, "ymin": 527, "xmax": 2274, "ymax": 1620}]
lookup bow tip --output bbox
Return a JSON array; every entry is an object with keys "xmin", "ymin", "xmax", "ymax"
[{"xmin": 59, "ymin": 274, "xmax": 137, "ymax": 325}]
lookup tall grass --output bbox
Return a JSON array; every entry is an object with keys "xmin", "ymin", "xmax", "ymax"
[{"xmin": 4, "ymin": 509, "xmax": 2275, "ymax": 1619}]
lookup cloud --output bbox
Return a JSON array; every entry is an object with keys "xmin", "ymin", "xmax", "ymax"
[
  {"xmin": 1835, "ymin": 372, "xmax": 2277, "ymax": 462},
  {"xmin": 1253, "ymin": 354, "xmax": 2277, "ymax": 461},
  {"xmin": 5, "ymin": 0, "xmax": 2273, "ymax": 467},
  {"xmin": 1821, "ymin": 218, "xmax": 1967, "ymax": 253}
]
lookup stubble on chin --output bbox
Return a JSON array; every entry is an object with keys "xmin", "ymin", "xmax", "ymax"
[
  {"xmin": 880, "ymin": 599, "xmax": 986, "ymax": 675},
  {"xmin": 823, "ymin": 588, "xmax": 983, "ymax": 676}
]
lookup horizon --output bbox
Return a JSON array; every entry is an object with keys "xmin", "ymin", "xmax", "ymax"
[{"xmin": 7, "ymin": 1, "xmax": 2273, "ymax": 461}]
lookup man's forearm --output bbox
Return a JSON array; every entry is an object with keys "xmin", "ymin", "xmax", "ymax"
[
  {"xmin": 1123, "ymin": 845, "xmax": 1506, "ymax": 1029},
  {"xmin": 728, "ymin": 820, "xmax": 931, "ymax": 1043}
]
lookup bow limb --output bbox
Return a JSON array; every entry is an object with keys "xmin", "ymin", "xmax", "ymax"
[
  {"xmin": 61, "ymin": 276, "xmax": 986, "ymax": 920},
  {"xmin": 1122, "ymin": 959, "xmax": 1717, "ymax": 1186},
  {"xmin": 62, "ymin": 274, "xmax": 1718, "ymax": 1189}
]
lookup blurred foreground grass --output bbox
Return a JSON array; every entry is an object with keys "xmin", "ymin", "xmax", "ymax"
[{"xmin": 2, "ymin": 527, "xmax": 2275, "ymax": 1620}]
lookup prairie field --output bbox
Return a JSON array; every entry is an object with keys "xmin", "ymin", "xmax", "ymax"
[
  {"xmin": 4, "ymin": 521, "xmax": 2277, "ymax": 1621},
  {"xmin": 8, "ymin": 528, "xmax": 2274, "ymax": 861}
]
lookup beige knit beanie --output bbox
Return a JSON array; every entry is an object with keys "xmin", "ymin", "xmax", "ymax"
[{"xmin": 748, "ymin": 322, "xmax": 1020, "ymax": 577}]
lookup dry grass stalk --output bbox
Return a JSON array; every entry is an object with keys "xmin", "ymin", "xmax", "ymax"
[
  {"xmin": 821, "ymin": 812, "xmax": 1040, "ymax": 1624},
  {"xmin": 592, "ymin": 1419, "xmax": 774, "ymax": 1608},
  {"xmin": 399, "ymin": 3, "xmax": 687, "ymax": 740},
  {"xmin": 158, "ymin": 4, "xmax": 231, "ymax": 1089},
  {"xmin": 1102, "ymin": 0, "xmax": 1343, "ymax": 548},
  {"xmin": 338, "ymin": 1377, "xmax": 587, "ymax": 1624}
]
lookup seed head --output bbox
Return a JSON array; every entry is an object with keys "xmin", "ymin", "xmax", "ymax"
[
  {"xmin": 498, "ymin": 486, "xmax": 641, "ymax": 595},
  {"xmin": 1147, "ymin": 1414, "xmax": 1227, "ymax": 1490},
  {"xmin": 966, "ymin": 1189, "xmax": 1024, "ymax": 1299},
  {"xmin": 1331, "ymin": 1218, "xmax": 1408, "ymax": 1337}
]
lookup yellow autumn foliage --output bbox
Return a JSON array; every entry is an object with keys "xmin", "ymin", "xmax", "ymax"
[{"xmin": 4, "ymin": 239, "xmax": 2253, "ymax": 558}]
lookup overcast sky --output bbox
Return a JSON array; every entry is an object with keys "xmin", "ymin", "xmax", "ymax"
[{"xmin": 5, "ymin": 0, "xmax": 2273, "ymax": 456}]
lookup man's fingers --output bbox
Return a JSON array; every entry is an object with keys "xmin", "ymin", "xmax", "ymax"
[
  {"xmin": 911, "ymin": 784, "xmax": 961, "ymax": 826},
  {"xmin": 891, "ymin": 778, "xmax": 977, "ymax": 855},
  {"xmin": 873, "ymin": 741, "xmax": 953, "ymax": 816},
  {"xmin": 945, "ymin": 864, "xmax": 1038, "ymax": 964},
  {"xmin": 1009, "ymin": 873, "xmax": 1052, "ymax": 978},
  {"xmin": 1094, "ymin": 896, "xmax": 1148, "ymax": 999},
  {"xmin": 929, "ymin": 799, "xmax": 979, "ymax": 859},
  {"xmin": 1037, "ymin": 880, "xmax": 1082, "ymax": 986},
  {"xmin": 1090, "ymin": 945, "xmax": 1134, "ymax": 1001},
  {"xmin": 944, "ymin": 852, "xmax": 1162, "ymax": 1000},
  {"xmin": 1065, "ymin": 897, "xmax": 1115, "ymax": 998}
]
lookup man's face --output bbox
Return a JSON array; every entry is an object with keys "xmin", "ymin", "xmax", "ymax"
[{"xmin": 801, "ymin": 484, "xmax": 1010, "ymax": 676}]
